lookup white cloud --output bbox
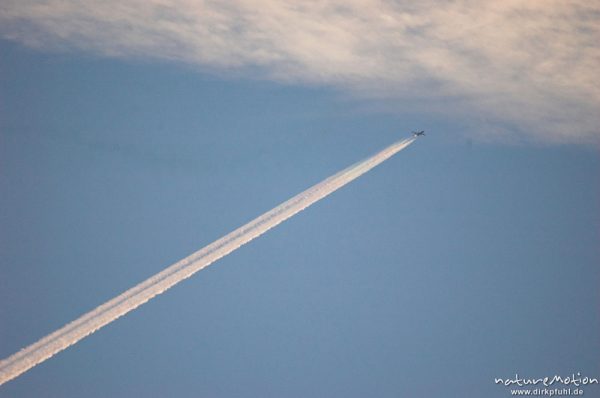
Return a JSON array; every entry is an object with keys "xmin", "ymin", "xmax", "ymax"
[{"xmin": 1, "ymin": 0, "xmax": 599, "ymax": 143}]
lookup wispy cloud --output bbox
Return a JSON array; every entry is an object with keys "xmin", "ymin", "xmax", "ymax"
[{"xmin": 1, "ymin": 1, "xmax": 599, "ymax": 143}]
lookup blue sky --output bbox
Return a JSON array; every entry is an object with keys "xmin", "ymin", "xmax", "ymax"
[{"xmin": 1, "ymin": 2, "xmax": 599, "ymax": 397}]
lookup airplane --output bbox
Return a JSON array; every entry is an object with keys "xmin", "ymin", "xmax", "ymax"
[{"xmin": 412, "ymin": 130, "xmax": 425, "ymax": 137}]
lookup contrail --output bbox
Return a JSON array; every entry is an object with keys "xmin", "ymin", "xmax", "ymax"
[{"xmin": 0, "ymin": 136, "xmax": 416, "ymax": 385}]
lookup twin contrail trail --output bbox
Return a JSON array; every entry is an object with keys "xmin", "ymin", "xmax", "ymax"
[{"xmin": 0, "ymin": 136, "xmax": 416, "ymax": 385}]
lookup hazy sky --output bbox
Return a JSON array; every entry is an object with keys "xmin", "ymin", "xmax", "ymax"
[{"xmin": 1, "ymin": 1, "xmax": 599, "ymax": 397}]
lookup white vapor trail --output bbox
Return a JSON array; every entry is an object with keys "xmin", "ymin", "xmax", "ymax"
[{"xmin": 0, "ymin": 137, "xmax": 415, "ymax": 385}]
